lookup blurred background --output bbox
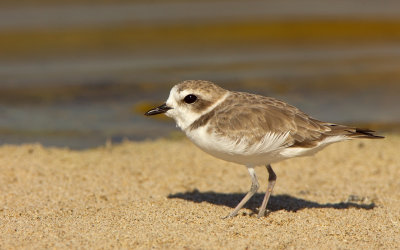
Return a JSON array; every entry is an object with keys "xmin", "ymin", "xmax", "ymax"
[{"xmin": 1, "ymin": 0, "xmax": 399, "ymax": 149}]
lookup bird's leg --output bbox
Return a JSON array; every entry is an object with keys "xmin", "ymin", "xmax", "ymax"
[
  {"xmin": 224, "ymin": 167, "xmax": 259, "ymax": 218},
  {"xmin": 257, "ymin": 164, "xmax": 277, "ymax": 218}
]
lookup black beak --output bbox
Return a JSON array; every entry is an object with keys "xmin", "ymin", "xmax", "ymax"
[{"xmin": 144, "ymin": 103, "xmax": 172, "ymax": 116}]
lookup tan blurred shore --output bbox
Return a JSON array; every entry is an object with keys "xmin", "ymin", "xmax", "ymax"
[{"xmin": 0, "ymin": 134, "xmax": 399, "ymax": 249}]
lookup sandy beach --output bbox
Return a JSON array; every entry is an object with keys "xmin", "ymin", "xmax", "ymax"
[{"xmin": 0, "ymin": 134, "xmax": 399, "ymax": 248}]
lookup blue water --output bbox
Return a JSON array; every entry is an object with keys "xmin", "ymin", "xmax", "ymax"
[{"xmin": 1, "ymin": 1, "xmax": 399, "ymax": 148}]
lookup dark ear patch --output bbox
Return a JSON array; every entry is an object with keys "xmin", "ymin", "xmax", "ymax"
[
  {"xmin": 192, "ymin": 99, "xmax": 213, "ymax": 113},
  {"xmin": 179, "ymin": 95, "xmax": 213, "ymax": 113}
]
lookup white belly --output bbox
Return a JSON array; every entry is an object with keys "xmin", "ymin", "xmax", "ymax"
[
  {"xmin": 184, "ymin": 126, "xmax": 348, "ymax": 167},
  {"xmin": 184, "ymin": 126, "xmax": 291, "ymax": 166}
]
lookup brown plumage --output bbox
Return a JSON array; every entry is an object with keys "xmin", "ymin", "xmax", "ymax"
[
  {"xmin": 145, "ymin": 80, "xmax": 384, "ymax": 218},
  {"xmin": 190, "ymin": 91, "xmax": 383, "ymax": 148}
]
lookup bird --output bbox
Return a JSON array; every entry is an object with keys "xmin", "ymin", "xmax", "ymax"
[{"xmin": 144, "ymin": 80, "xmax": 384, "ymax": 218}]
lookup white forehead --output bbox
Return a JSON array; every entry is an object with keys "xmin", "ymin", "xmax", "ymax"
[
  {"xmin": 166, "ymin": 85, "xmax": 179, "ymax": 106},
  {"xmin": 164, "ymin": 85, "xmax": 203, "ymax": 130},
  {"xmin": 166, "ymin": 85, "xmax": 203, "ymax": 105}
]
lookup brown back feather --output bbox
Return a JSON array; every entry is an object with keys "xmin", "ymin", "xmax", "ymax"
[{"xmin": 191, "ymin": 91, "xmax": 384, "ymax": 148}]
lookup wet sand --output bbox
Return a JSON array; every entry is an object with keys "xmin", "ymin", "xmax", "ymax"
[{"xmin": 0, "ymin": 135, "xmax": 399, "ymax": 248}]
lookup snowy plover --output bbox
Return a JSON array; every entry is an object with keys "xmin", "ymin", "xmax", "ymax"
[{"xmin": 145, "ymin": 80, "xmax": 383, "ymax": 218}]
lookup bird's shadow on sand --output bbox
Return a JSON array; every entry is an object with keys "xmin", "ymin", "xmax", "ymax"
[{"xmin": 168, "ymin": 189, "xmax": 375, "ymax": 215}]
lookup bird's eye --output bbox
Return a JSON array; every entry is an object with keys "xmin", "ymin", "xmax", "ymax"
[{"xmin": 183, "ymin": 94, "xmax": 197, "ymax": 104}]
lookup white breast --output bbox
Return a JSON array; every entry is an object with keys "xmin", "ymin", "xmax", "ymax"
[{"xmin": 185, "ymin": 125, "xmax": 291, "ymax": 166}]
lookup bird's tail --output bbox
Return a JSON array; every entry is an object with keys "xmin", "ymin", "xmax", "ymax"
[{"xmin": 320, "ymin": 122, "xmax": 385, "ymax": 139}]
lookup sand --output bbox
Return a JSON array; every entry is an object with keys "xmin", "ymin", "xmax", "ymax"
[{"xmin": 0, "ymin": 134, "xmax": 399, "ymax": 249}]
